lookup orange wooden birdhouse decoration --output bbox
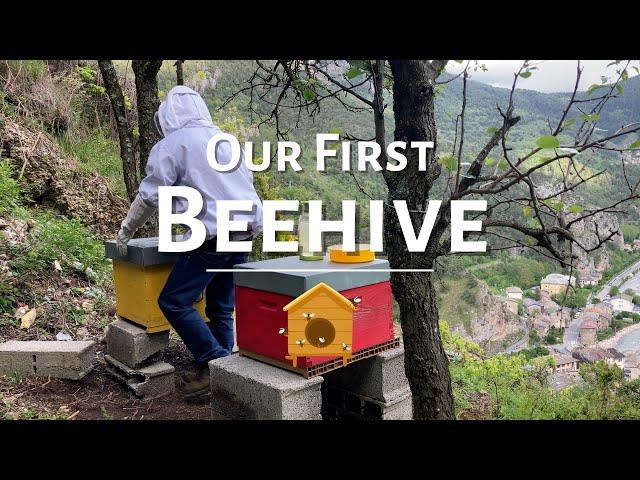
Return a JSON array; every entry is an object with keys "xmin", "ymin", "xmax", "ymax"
[{"xmin": 282, "ymin": 282, "xmax": 356, "ymax": 368}]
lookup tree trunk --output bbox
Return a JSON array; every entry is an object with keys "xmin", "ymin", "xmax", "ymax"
[
  {"xmin": 98, "ymin": 60, "xmax": 138, "ymax": 202},
  {"xmin": 132, "ymin": 60, "xmax": 163, "ymax": 175},
  {"xmin": 386, "ymin": 60, "xmax": 455, "ymax": 420},
  {"xmin": 175, "ymin": 60, "xmax": 184, "ymax": 86}
]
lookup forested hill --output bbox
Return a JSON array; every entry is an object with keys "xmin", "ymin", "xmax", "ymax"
[
  {"xmin": 178, "ymin": 60, "xmax": 640, "ymax": 153},
  {"xmin": 434, "ymin": 71, "xmax": 640, "ymax": 154},
  {"xmin": 165, "ymin": 61, "xmax": 640, "ymax": 224}
]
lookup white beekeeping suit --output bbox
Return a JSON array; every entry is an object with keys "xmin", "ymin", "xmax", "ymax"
[{"xmin": 117, "ymin": 86, "xmax": 263, "ymax": 255}]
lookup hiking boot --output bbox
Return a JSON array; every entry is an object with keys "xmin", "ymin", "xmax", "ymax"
[{"xmin": 178, "ymin": 365, "xmax": 210, "ymax": 400}]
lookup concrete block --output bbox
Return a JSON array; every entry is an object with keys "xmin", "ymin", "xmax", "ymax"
[
  {"xmin": 0, "ymin": 340, "xmax": 95, "ymax": 380},
  {"xmin": 105, "ymin": 354, "xmax": 175, "ymax": 399},
  {"xmin": 106, "ymin": 318, "xmax": 169, "ymax": 368},
  {"xmin": 322, "ymin": 384, "xmax": 412, "ymax": 420},
  {"xmin": 380, "ymin": 387, "xmax": 413, "ymax": 420},
  {"xmin": 209, "ymin": 354, "xmax": 323, "ymax": 420},
  {"xmin": 322, "ymin": 346, "xmax": 408, "ymax": 402}
]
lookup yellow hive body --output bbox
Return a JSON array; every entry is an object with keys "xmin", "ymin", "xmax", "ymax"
[
  {"xmin": 112, "ymin": 259, "xmax": 207, "ymax": 333},
  {"xmin": 282, "ymin": 282, "xmax": 355, "ymax": 368}
]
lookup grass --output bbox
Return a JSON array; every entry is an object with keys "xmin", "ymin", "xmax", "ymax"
[
  {"xmin": 0, "ymin": 160, "xmax": 21, "ymax": 215},
  {"xmin": 59, "ymin": 128, "xmax": 126, "ymax": 198},
  {"xmin": 8, "ymin": 211, "xmax": 110, "ymax": 283}
]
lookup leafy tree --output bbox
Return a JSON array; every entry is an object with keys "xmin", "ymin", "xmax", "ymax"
[
  {"xmin": 552, "ymin": 288, "xmax": 588, "ymax": 308},
  {"xmin": 580, "ymin": 361, "xmax": 625, "ymax": 419},
  {"xmin": 610, "ymin": 286, "xmax": 620, "ymax": 296},
  {"xmin": 98, "ymin": 60, "xmax": 163, "ymax": 202}
]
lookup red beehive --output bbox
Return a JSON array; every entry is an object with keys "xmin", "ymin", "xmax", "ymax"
[{"xmin": 234, "ymin": 256, "xmax": 395, "ymax": 374}]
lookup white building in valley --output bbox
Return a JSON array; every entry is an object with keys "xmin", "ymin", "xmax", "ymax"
[{"xmin": 611, "ymin": 294, "xmax": 634, "ymax": 313}]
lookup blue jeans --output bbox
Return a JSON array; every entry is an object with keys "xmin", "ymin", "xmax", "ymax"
[{"xmin": 158, "ymin": 242, "xmax": 247, "ymax": 367}]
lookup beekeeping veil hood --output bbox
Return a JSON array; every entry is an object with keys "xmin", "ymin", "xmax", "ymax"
[{"xmin": 156, "ymin": 85, "xmax": 213, "ymax": 137}]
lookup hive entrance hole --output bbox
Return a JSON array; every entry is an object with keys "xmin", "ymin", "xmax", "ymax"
[{"xmin": 305, "ymin": 317, "xmax": 335, "ymax": 348}]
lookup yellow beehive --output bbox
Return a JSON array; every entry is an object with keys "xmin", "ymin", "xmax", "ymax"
[
  {"xmin": 112, "ymin": 259, "xmax": 207, "ymax": 333},
  {"xmin": 282, "ymin": 282, "xmax": 355, "ymax": 368}
]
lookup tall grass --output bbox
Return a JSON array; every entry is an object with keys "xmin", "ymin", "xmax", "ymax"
[{"xmin": 59, "ymin": 128, "xmax": 126, "ymax": 198}]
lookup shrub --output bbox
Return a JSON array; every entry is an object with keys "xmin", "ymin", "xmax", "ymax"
[
  {"xmin": 10, "ymin": 213, "xmax": 109, "ymax": 282},
  {"xmin": 0, "ymin": 160, "xmax": 20, "ymax": 215}
]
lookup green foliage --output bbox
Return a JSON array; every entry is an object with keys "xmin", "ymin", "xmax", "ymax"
[
  {"xmin": 10, "ymin": 212, "xmax": 109, "ymax": 282},
  {"xmin": 470, "ymin": 254, "xmax": 553, "ymax": 291},
  {"xmin": 76, "ymin": 66, "xmax": 106, "ymax": 97},
  {"xmin": 601, "ymin": 247, "xmax": 640, "ymax": 285},
  {"xmin": 517, "ymin": 345, "xmax": 549, "ymax": 360},
  {"xmin": 609, "ymin": 286, "xmax": 619, "ymax": 296},
  {"xmin": 59, "ymin": 129, "xmax": 125, "ymax": 198},
  {"xmin": 543, "ymin": 326, "xmax": 563, "ymax": 345},
  {"xmin": 0, "ymin": 280, "xmax": 19, "ymax": 317},
  {"xmin": 0, "ymin": 160, "xmax": 21, "ymax": 215},
  {"xmin": 536, "ymin": 135, "xmax": 560, "ymax": 149},
  {"xmin": 552, "ymin": 288, "xmax": 588, "ymax": 308},
  {"xmin": 620, "ymin": 223, "xmax": 640, "ymax": 243}
]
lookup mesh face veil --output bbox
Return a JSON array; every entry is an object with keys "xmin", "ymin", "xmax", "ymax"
[{"xmin": 154, "ymin": 111, "xmax": 164, "ymax": 138}]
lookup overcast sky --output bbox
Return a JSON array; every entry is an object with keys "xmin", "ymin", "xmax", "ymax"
[{"xmin": 446, "ymin": 60, "xmax": 640, "ymax": 93}]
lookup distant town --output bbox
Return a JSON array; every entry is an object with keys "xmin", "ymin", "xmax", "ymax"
[{"xmin": 495, "ymin": 242, "xmax": 640, "ymax": 389}]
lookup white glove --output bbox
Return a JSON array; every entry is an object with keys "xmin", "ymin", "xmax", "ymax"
[
  {"xmin": 116, "ymin": 194, "xmax": 156, "ymax": 257},
  {"xmin": 116, "ymin": 227, "xmax": 132, "ymax": 257}
]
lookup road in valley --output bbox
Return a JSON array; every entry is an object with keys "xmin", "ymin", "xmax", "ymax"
[{"xmin": 559, "ymin": 258, "xmax": 640, "ymax": 354}]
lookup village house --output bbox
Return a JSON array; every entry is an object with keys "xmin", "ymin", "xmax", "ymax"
[
  {"xmin": 541, "ymin": 273, "xmax": 576, "ymax": 296},
  {"xmin": 532, "ymin": 315, "xmax": 552, "ymax": 335},
  {"xmin": 584, "ymin": 304, "xmax": 613, "ymax": 329},
  {"xmin": 552, "ymin": 352, "xmax": 580, "ymax": 373},
  {"xmin": 611, "ymin": 293, "xmax": 634, "ymax": 313},
  {"xmin": 624, "ymin": 352, "xmax": 640, "ymax": 380},
  {"xmin": 523, "ymin": 297, "xmax": 542, "ymax": 316},
  {"xmin": 579, "ymin": 311, "xmax": 603, "ymax": 331},
  {"xmin": 546, "ymin": 304, "xmax": 572, "ymax": 329},
  {"xmin": 502, "ymin": 297, "xmax": 519, "ymax": 315},
  {"xmin": 505, "ymin": 286, "xmax": 523, "ymax": 300},
  {"xmin": 579, "ymin": 319, "xmax": 598, "ymax": 346},
  {"xmin": 578, "ymin": 271, "xmax": 602, "ymax": 287},
  {"xmin": 573, "ymin": 347, "xmax": 626, "ymax": 370}
]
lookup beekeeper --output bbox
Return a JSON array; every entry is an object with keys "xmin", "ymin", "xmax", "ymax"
[{"xmin": 116, "ymin": 85, "xmax": 263, "ymax": 398}]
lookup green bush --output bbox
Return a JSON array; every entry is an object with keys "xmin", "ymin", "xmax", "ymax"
[
  {"xmin": 0, "ymin": 160, "xmax": 20, "ymax": 215},
  {"xmin": 620, "ymin": 224, "xmax": 640, "ymax": 243},
  {"xmin": 11, "ymin": 213, "xmax": 109, "ymax": 281}
]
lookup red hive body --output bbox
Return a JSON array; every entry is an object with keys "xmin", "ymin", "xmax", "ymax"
[{"xmin": 233, "ymin": 256, "xmax": 395, "ymax": 369}]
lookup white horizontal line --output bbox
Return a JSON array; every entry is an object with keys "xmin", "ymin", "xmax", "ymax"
[{"xmin": 205, "ymin": 269, "xmax": 434, "ymax": 273}]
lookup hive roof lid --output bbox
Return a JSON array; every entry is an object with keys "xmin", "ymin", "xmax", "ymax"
[
  {"xmin": 283, "ymin": 282, "xmax": 355, "ymax": 312},
  {"xmin": 234, "ymin": 255, "xmax": 390, "ymax": 297}
]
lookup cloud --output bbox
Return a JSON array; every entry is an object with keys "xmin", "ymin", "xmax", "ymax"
[{"xmin": 446, "ymin": 60, "xmax": 640, "ymax": 93}]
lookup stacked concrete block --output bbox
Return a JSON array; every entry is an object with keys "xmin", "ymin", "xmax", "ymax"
[
  {"xmin": 105, "ymin": 354, "xmax": 175, "ymax": 399},
  {"xmin": 0, "ymin": 340, "xmax": 96, "ymax": 380},
  {"xmin": 106, "ymin": 318, "xmax": 169, "ymax": 368},
  {"xmin": 104, "ymin": 318, "xmax": 173, "ymax": 399},
  {"xmin": 322, "ymin": 347, "xmax": 412, "ymax": 420},
  {"xmin": 209, "ymin": 354, "xmax": 323, "ymax": 420}
]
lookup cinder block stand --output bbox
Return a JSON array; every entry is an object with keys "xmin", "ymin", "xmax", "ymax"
[
  {"xmin": 0, "ymin": 340, "xmax": 96, "ymax": 380},
  {"xmin": 104, "ymin": 318, "xmax": 174, "ymax": 399},
  {"xmin": 321, "ymin": 347, "xmax": 413, "ymax": 420},
  {"xmin": 209, "ymin": 354, "xmax": 323, "ymax": 420}
]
